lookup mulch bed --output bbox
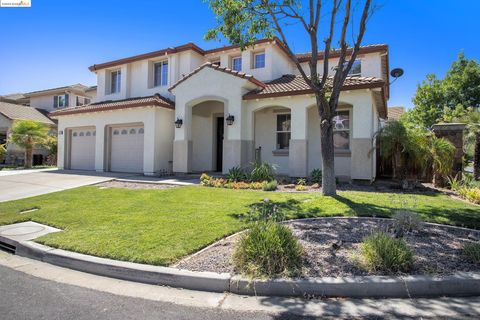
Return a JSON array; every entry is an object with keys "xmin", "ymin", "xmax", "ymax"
[
  {"xmin": 173, "ymin": 218, "xmax": 480, "ymax": 277},
  {"xmin": 96, "ymin": 181, "xmax": 179, "ymax": 190}
]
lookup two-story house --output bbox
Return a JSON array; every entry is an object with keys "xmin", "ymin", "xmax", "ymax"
[{"xmin": 50, "ymin": 38, "xmax": 389, "ymax": 180}]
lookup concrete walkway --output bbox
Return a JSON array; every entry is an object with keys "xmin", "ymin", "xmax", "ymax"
[
  {"xmin": 1, "ymin": 252, "xmax": 479, "ymax": 319},
  {"xmin": 0, "ymin": 170, "xmax": 139, "ymax": 202}
]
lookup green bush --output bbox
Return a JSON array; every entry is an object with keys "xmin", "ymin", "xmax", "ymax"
[
  {"xmin": 361, "ymin": 232, "xmax": 414, "ymax": 273},
  {"xmin": 250, "ymin": 161, "xmax": 276, "ymax": 182},
  {"xmin": 227, "ymin": 166, "xmax": 247, "ymax": 182},
  {"xmin": 200, "ymin": 173, "xmax": 211, "ymax": 186},
  {"xmin": 463, "ymin": 242, "xmax": 480, "ymax": 264},
  {"xmin": 297, "ymin": 178, "xmax": 306, "ymax": 186},
  {"xmin": 392, "ymin": 210, "xmax": 422, "ymax": 238},
  {"xmin": 262, "ymin": 180, "xmax": 278, "ymax": 191},
  {"xmin": 309, "ymin": 169, "xmax": 322, "ymax": 184},
  {"xmin": 233, "ymin": 221, "xmax": 303, "ymax": 278}
]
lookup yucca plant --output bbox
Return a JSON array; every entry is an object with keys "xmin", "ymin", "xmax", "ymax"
[{"xmin": 9, "ymin": 120, "xmax": 48, "ymax": 168}]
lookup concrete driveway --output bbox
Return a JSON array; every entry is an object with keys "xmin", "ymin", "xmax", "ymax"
[{"xmin": 0, "ymin": 170, "xmax": 139, "ymax": 202}]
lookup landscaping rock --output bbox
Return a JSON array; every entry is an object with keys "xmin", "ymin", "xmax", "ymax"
[{"xmin": 283, "ymin": 184, "xmax": 296, "ymax": 189}]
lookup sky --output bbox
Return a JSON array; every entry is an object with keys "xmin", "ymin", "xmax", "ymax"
[{"xmin": 0, "ymin": 0, "xmax": 479, "ymax": 109}]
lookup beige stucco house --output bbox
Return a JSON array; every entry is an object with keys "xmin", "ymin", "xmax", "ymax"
[{"xmin": 50, "ymin": 38, "xmax": 389, "ymax": 180}]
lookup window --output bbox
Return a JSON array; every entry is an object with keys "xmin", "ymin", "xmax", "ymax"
[
  {"xmin": 344, "ymin": 60, "xmax": 361, "ymax": 76},
  {"xmin": 53, "ymin": 94, "xmax": 68, "ymax": 108},
  {"xmin": 210, "ymin": 59, "xmax": 220, "ymax": 66},
  {"xmin": 333, "ymin": 111, "xmax": 350, "ymax": 150},
  {"xmin": 138, "ymin": 128, "xmax": 144, "ymax": 134},
  {"xmin": 86, "ymin": 131, "xmax": 91, "ymax": 136},
  {"xmin": 79, "ymin": 132, "xmax": 84, "ymax": 137},
  {"xmin": 154, "ymin": 60, "xmax": 168, "ymax": 87},
  {"xmin": 113, "ymin": 130, "xmax": 119, "ymax": 135},
  {"xmin": 231, "ymin": 56, "xmax": 242, "ymax": 71},
  {"xmin": 76, "ymin": 96, "xmax": 91, "ymax": 106},
  {"xmin": 254, "ymin": 52, "xmax": 265, "ymax": 69},
  {"xmin": 110, "ymin": 70, "xmax": 121, "ymax": 93},
  {"xmin": 121, "ymin": 129, "xmax": 128, "ymax": 135},
  {"xmin": 276, "ymin": 114, "xmax": 291, "ymax": 150},
  {"xmin": 129, "ymin": 129, "xmax": 136, "ymax": 134},
  {"xmin": 73, "ymin": 132, "xmax": 78, "ymax": 137}
]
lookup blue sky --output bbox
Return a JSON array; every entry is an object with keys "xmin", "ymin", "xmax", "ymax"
[{"xmin": 0, "ymin": 0, "xmax": 478, "ymax": 109}]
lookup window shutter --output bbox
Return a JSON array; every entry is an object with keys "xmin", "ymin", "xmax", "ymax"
[
  {"xmin": 53, "ymin": 96, "xmax": 58, "ymax": 108},
  {"xmin": 65, "ymin": 94, "xmax": 69, "ymax": 107}
]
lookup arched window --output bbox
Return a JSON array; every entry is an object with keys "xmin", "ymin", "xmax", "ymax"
[
  {"xmin": 73, "ymin": 132, "xmax": 78, "ymax": 137},
  {"xmin": 113, "ymin": 130, "xmax": 119, "ymax": 135},
  {"xmin": 121, "ymin": 129, "xmax": 128, "ymax": 135},
  {"xmin": 129, "ymin": 128, "xmax": 136, "ymax": 134},
  {"xmin": 79, "ymin": 132, "xmax": 84, "ymax": 137},
  {"xmin": 86, "ymin": 131, "xmax": 91, "ymax": 136},
  {"xmin": 138, "ymin": 128, "xmax": 144, "ymax": 134}
]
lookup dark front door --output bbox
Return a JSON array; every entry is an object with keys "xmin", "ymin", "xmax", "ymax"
[{"xmin": 216, "ymin": 117, "xmax": 224, "ymax": 172}]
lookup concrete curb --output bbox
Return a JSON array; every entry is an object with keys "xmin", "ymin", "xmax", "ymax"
[{"xmin": 2, "ymin": 217, "xmax": 480, "ymax": 298}]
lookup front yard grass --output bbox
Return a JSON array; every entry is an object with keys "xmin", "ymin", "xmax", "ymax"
[{"xmin": 0, "ymin": 185, "xmax": 478, "ymax": 266}]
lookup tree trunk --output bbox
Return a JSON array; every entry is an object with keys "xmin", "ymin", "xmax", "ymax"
[
  {"xmin": 24, "ymin": 146, "xmax": 33, "ymax": 169},
  {"xmin": 318, "ymin": 98, "xmax": 336, "ymax": 196},
  {"xmin": 474, "ymin": 130, "xmax": 480, "ymax": 180}
]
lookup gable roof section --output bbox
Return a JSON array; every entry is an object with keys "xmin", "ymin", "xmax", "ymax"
[
  {"xmin": 49, "ymin": 94, "xmax": 174, "ymax": 117},
  {"xmin": 168, "ymin": 62, "xmax": 265, "ymax": 92},
  {"xmin": 0, "ymin": 101, "xmax": 55, "ymax": 124},
  {"xmin": 243, "ymin": 74, "xmax": 385, "ymax": 100},
  {"xmin": 25, "ymin": 84, "xmax": 91, "ymax": 97},
  {"xmin": 388, "ymin": 106, "xmax": 405, "ymax": 120},
  {"xmin": 295, "ymin": 44, "xmax": 388, "ymax": 62}
]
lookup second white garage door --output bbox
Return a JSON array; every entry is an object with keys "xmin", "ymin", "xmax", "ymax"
[
  {"xmin": 110, "ymin": 126, "xmax": 144, "ymax": 173},
  {"xmin": 70, "ymin": 128, "xmax": 95, "ymax": 170}
]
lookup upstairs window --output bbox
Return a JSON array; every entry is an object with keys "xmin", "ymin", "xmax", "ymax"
[
  {"xmin": 110, "ymin": 70, "xmax": 121, "ymax": 94},
  {"xmin": 231, "ymin": 56, "xmax": 242, "ymax": 71},
  {"xmin": 344, "ymin": 60, "xmax": 361, "ymax": 76},
  {"xmin": 154, "ymin": 60, "xmax": 168, "ymax": 87},
  {"xmin": 254, "ymin": 52, "xmax": 265, "ymax": 69},
  {"xmin": 210, "ymin": 59, "xmax": 220, "ymax": 66},
  {"xmin": 276, "ymin": 113, "xmax": 291, "ymax": 150},
  {"xmin": 53, "ymin": 94, "xmax": 69, "ymax": 108},
  {"xmin": 76, "ymin": 96, "xmax": 91, "ymax": 106},
  {"xmin": 333, "ymin": 110, "xmax": 350, "ymax": 150}
]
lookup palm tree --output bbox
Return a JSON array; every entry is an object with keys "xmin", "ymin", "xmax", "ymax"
[
  {"xmin": 9, "ymin": 120, "xmax": 48, "ymax": 168},
  {"xmin": 429, "ymin": 136, "xmax": 455, "ymax": 187}
]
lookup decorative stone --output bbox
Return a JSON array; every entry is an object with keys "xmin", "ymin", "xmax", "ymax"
[
  {"xmin": 311, "ymin": 183, "xmax": 320, "ymax": 189},
  {"xmin": 284, "ymin": 184, "xmax": 296, "ymax": 189}
]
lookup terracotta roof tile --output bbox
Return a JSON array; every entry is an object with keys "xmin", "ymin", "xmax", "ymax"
[
  {"xmin": 0, "ymin": 101, "xmax": 55, "ymax": 124},
  {"xmin": 387, "ymin": 106, "xmax": 405, "ymax": 120},
  {"xmin": 243, "ymin": 74, "xmax": 385, "ymax": 99},
  {"xmin": 295, "ymin": 44, "xmax": 388, "ymax": 62},
  {"xmin": 49, "ymin": 94, "xmax": 174, "ymax": 117},
  {"xmin": 169, "ymin": 62, "xmax": 265, "ymax": 92}
]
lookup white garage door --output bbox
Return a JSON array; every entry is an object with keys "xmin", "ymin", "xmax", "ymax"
[
  {"xmin": 70, "ymin": 128, "xmax": 95, "ymax": 170},
  {"xmin": 110, "ymin": 126, "xmax": 144, "ymax": 173}
]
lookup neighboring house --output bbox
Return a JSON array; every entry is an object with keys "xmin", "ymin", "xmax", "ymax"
[
  {"xmin": 25, "ymin": 84, "xmax": 97, "ymax": 112},
  {"xmin": 0, "ymin": 101, "xmax": 56, "ymax": 165},
  {"xmin": 387, "ymin": 106, "xmax": 405, "ymax": 121},
  {"xmin": 50, "ymin": 38, "xmax": 390, "ymax": 180}
]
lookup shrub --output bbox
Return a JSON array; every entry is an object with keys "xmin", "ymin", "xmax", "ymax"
[
  {"xmin": 310, "ymin": 169, "xmax": 322, "ymax": 184},
  {"xmin": 297, "ymin": 178, "xmax": 306, "ymax": 186},
  {"xmin": 361, "ymin": 232, "xmax": 414, "ymax": 273},
  {"xmin": 295, "ymin": 185, "xmax": 307, "ymax": 191},
  {"xmin": 392, "ymin": 210, "xmax": 422, "ymax": 238},
  {"xmin": 263, "ymin": 180, "xmax": 278, "ymax": 191},
  {"xmin": 250, "ymin": 161, "xmax": 276, "ymax": 182},
  {"xmin": 233, "ymin": 221, "xmax": 303, "ymax": 278},
  {"xmin": 447, "ymin": 175, "xmax": 463, "ymax": 191},
  {"xmin": 459, "ymin": 187, "xmax": 480, "ymax": 204},
  {"xmin": 247, "ymin": 198, "xmax": 284, "ymax": 222},
  {"xmin": 463, "ymin": 242, "xmax": 480, "ymax": 264},
  {"xmin": 227, "ymin": 166, "xmax": 247, "ymax": 182},
  {"xmin": 200, "ymin": 173, "xmax": 211, "ymax": 186}
]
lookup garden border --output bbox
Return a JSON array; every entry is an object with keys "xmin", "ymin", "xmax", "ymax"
[{"xmin": 2, "ymin": 217, "xmax": 480, "ymax": 298}]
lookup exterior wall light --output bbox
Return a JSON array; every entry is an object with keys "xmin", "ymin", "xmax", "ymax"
[
  {"xmin": 226, "ymin": 114, "xmax": 235, "ymax": 126},
  {"xmin": 174, "ymin": 118, "xmax": 183, "ymax": 128}
]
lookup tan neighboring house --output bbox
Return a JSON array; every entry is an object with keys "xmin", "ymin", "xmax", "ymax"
[
  {"xmin": 25, "ymin": 84, "xmax": 97, "ymax": 112},
  {"xmin": 387, "ymin": 106, "xmax": 405, "ymax": 121},
  {"xmin": 50, "ymin": 38, "xmax": 390, "ymax": 180},
  {"xmin": 0, "ymin": 101, "xmax": 56, "ymax": 165}
]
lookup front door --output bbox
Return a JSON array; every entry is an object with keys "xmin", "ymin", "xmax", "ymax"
[{"xmin": 216, "ymin": 117, "xmax": 224, "ymax": 172}]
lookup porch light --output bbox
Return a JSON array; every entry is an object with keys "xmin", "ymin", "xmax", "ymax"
[
  {"xmin": 226, "ymin": 114, "xmax": 235, "ymax": 126},
  {"xmin": 174, "ymin": 118, "xmax": 183, "ymax": 128}
]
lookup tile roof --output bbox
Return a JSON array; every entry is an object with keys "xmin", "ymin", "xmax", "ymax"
[
  {"xmin": 49, "ymin": 94, "xmax": 174, "ymax": 117},
  {"xmin": 169, "ymin": 62, "xmax": 265, "ymax": 92},
  {"xmin": 25, "ymin": 84, "xmax": 92, "ymax": 97},
  {"xmin": 243, "ymin": 74, "xmax": 385, "ymax": 99},
  {"xmin": 295, "ymin": 44, "xmax": 388, "ymax": 62},
  {"xmin": 0, "ymin": 101, "xmax": 55, "ymax": 124},
  {"xmin": 387, "ymin": 106, "xmax": 405, "ymax": 120}
]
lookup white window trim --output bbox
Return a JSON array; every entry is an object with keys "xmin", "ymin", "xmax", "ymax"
[
  {"xmin": 153, "ymin": 60, "xmax": 169, "ymax": 87},
  {"xmin": 53, "ymin": 94, "xmax": 66, "ymax": 109},
  {"xmin": 275, "ymin": 112, "xmax": 291, "ymax": 151},
  {"xmin": 345, "ymin": 60, "xmax": 362, "ymax": 76},
  {"xmin": 110, "ymin": 69, "xmax": 121, "ymax": 94},
  {"xmin": 231, "ymin": 56, "xmax": 242, "ymax": 71},
  {"xmin": 253, "ymin": 51, "xmax": 266, "ymax": 69}
]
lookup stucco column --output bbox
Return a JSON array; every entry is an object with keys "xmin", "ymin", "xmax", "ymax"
[
  {"xmin": 142, "ymin": 116, "xmax": 156, "ymax": 176},
  {"xmin": 289, "ymin": 105, "xmax": 308, "ymax": 177},
  {"xmin": 223, "ymin": 99, "xmax": 243, "ymax": 172},
  {"xmin": 173, "ymin": 101, "xmax": 192, "ymax": 173},
  {"xmin": 94, "ymin": 125, "xmax": 105, "ymax": 172},
  {"xmin": 57, "ymin": 128, "xmax": 66, "ymax": 169}
]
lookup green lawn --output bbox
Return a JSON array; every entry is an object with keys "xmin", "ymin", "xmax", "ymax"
[{"xmin": 0, "ymin": 185, "xmax": 478, "ymax": 266}]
